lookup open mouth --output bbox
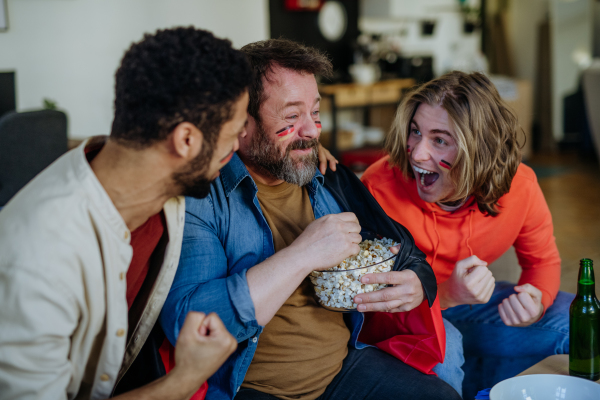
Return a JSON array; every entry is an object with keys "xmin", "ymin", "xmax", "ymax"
[{"xmin": 413, "ymin": 165, "xmax": 439, "ymax": 187}]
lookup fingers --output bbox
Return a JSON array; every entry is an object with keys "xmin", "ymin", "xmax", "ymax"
[
  {"xmin": 499, "ymin": 298, "xmax": 521, "ymax": 325},
  {"xmin": 455, "ymin": 255, "xmax": 488, "ymax": 275},
  {"xmin": 389, "ymin": 244, "xmax": 400, "ymax": 254},
  {"xmin": 354, "ymin": 284, "xmax": 411, "ymax": 305},
  {"xmin": 329, "ymin": 158, "xmax": 338, "ymax": 172},
  {"xmin": 203, "ymin": 313, "xmax": 229, "ymax": 337},
  {"xmin": 466, "ymin": 265, "xmax": 492, "ymax": 282},
  {"xmin": 180, "ymin": 311, "xmax": 207, "ymax": 337},
  {"xmin": 348, "ymin": 232, "xmax": 363, "ymax": 244},
  {"xmin": 498, "ymin": 303, "xmax": 511, "ymax": 325},
  {"xmin": 356, "ymin": 297, "xmax": 405, "ymax": 312},
  {"xmin": 466, "ymin": 265, "xmax": 494, "ymax": 292},
  {"xmin": 319, "ymin": 159, "xmax": 327, "ymax": 175},
  {"xmin": 318, "ymin": 145, "xmax": 327, "ymax": 175},
  {"xmin": 334, "ymin": 212, "xmax": 359, "ymax": 223},
  {"xmin": 517, "ymin": 291, "xmax": 542, "ymax": 318},
  {"xmin": 340, "ymin": 220, "xmax": 362, "ymax": 234},
  {"xmin": 515, "ymin": 283, "xmax": 543, "ymax": 302},
  {"xmin": 478, "ymin": 275, "xmax": 495, "ymax": 303},
  {"xmin": 499, "ymin": 292, "xmax": 539, "ymax": 327},
  {"xmin": 508, "ymin": 294, "xmax": 530, "ymax": 322},
  {"xmin": 317, "ymin": 144, "xmax": 339, "ymax": 174},
  {"xmin": 354, "ymin": 271, "xmax": 423, "ymax": 312},
  {"xmin": 360, "ymin": 269, "xmax": 416, "ymax": 285}
]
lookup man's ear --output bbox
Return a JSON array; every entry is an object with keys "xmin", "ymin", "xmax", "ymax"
[
  {"xmin": 239, "ymin": 113, "xmax": 251, "ymax": 139},
  {"xmin": 170, "ymin": 122, "xmax": 203, "ymax": 161}
]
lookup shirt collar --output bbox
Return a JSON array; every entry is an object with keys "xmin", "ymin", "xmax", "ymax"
[
  {"xmin": 72, "ymin": 136, "xmax": 131, "ymax": 242},
  {"xmin": 220, "ymin": 152, "xmax": 325, "ymax": 197}
]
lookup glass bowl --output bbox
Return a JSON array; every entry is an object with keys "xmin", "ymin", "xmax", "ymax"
[{"xmin": 310, "ymin": 232, "xmax": 399, "ymax": 312}]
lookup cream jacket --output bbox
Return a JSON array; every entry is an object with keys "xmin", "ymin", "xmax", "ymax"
[{"xmin": 0, "ymin": 138, "xmax": 185, "ymax": 400}]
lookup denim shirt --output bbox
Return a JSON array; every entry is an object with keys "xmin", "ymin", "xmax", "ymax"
[{"xmin": 160, "ymin": 154, "xmax": 368, "ymax": 400}]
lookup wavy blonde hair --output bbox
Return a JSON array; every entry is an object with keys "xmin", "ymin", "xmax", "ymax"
[{"xmin": 386, "ymin": 71, "xmax": 522, "ymax": 216}]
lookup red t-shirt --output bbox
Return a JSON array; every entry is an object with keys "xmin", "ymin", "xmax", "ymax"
[{"xmin": 126, "ymin": 212, "xmax": 165, "ymax": 308}]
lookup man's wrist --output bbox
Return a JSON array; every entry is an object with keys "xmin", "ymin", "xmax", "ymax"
[
  {"xmin": 437, "ymin": 282, "xmax": 456, "ymax": 309},
  {"xmin": 276, "ymin": 245, "xmax": 314, "ymax": 276},
  {"xmin": 167, "ymin": 365, "xmax": 207, "ymax": 398}
]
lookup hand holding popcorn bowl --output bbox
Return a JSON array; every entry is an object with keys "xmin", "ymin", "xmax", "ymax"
[{"xmin": 309, "ymin": 232, "xmax": 399, "ymax": 312}]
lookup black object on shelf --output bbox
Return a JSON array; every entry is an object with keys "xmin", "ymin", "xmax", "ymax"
[
  {"xmin": 379, "ymin": 56, "xmax": 434, "ymax": 84},
  {"xmin": 421, "ymin": 20, "xmax": 436, "ymax": 36},
  {"xmin": 269, "ymin": 0, "xmax": 359, "ymax": 83}
]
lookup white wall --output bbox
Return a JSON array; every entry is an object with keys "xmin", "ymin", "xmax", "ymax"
[
  {"xmin": 359, "ymin": 0, "xmax": 482, "ymax": 77},
  {"xmin": 0, "ymin": 0, "xmax": 268, "ymax": 139}
]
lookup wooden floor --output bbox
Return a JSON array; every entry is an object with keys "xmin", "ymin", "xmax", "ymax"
[{"xmin": 530, "ymin": 152, "xmax": 600, "ymax": 294}]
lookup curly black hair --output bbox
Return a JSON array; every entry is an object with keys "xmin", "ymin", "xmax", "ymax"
[
  {"xmin": 240, "ymin": 39, "xmax": 332, "ymax": 123},
  {"xmin": 111, "ymin": 27, "xmax": 252, "ymax": 149}
]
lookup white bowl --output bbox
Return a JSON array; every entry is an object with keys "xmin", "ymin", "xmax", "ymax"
[{"xmin": 490, "ymin": 374, "xmax": 600, "ymax": 400}]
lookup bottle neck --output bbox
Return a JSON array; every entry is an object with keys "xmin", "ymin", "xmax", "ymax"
[{"xmin": 577, "ymin": 264, "xmax": 596, "ymax": 297}]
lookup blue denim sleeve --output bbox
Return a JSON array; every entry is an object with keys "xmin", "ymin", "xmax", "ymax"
[{"xmin": 160, "ymin": 196, "xmax": 260, "ymax": 345}]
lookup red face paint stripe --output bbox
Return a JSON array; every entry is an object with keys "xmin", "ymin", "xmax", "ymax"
[
  {"xmin": 315, "ymin": 121, "xmax": 322, "ymax": 128},
  {"xmin": 276, "ymin": 126, "xmax": 295, "ymax": 137},
  {"xmin": 439, "ymin": 160, "xmax": 452, "ymax": 169}
]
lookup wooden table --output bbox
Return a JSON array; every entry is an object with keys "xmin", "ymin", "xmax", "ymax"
[{"xmin": 517, "ymin": 355, "xmax": 600, "ymax": 383}]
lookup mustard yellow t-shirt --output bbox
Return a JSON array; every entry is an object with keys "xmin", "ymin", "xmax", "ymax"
[{"xmin": 242, "ymin": 180, "xmax": 350, "ymax": 400}]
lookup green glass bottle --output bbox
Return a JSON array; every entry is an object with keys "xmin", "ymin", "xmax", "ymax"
[{"xmin": 569, "ymin": 258, "xmax": 600, "ymax": 380}]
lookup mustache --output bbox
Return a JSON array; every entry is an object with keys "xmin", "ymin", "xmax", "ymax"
[{"xmin": 287, "ymin": 138, "xmax": 319, "ymax": 152}]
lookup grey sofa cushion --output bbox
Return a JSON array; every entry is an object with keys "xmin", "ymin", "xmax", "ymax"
[{"xmin": 0, "ymin": 109, "xmax": 67, "ymax": 206}]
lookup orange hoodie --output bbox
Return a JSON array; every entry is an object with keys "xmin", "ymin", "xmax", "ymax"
[{"xmin": 361, "ymin": 156, "xmax": 561, "ymax": 312}]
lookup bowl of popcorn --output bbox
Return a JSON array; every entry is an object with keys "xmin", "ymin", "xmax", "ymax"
[{"xmin": 309, "ymin": 233, "xmax": 399, "ymax": 312}]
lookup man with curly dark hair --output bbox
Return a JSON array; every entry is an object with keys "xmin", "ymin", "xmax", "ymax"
[{"xmin": 0, "ymin": 27, "xmax": 252, "ymax": 400}]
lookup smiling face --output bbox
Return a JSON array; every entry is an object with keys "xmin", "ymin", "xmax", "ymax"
[
  {"xmin": 239, "ymin": 65, "xmax": 321, "ymax": 186},
  {"xmin": 407, "ymin": 103, "xmax": 459, "ymax": 203}
]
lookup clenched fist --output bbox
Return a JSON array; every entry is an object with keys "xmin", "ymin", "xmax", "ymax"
[
  {"xmin": 438, "ymin": 255, "xmax": 495, "ymax": 309},
  {"xmin": 498, "ymin": 284, "xmax": 544, "ymax": 327},
  {"xmin": 172, "ymin": 312, "xmax": 237, "ymax": 391}
]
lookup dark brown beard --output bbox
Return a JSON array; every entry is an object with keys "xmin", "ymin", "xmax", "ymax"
[{"xmin": 171, "ymin": 147, "xmax": 213, "ymax": 199}]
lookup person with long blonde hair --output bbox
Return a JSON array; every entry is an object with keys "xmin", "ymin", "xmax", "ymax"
[{"xmin": 361, "ymin": 71, "xmax": 573, "ymax": 397}]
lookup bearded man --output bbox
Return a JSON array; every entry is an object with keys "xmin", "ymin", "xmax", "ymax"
[
  {"xmin": 159, "ymin": 39, "xmax": 462, "ymax": 400},
  {"xmin": 0, "ymin": 27, "xmax": 251, "ymax": 400}
]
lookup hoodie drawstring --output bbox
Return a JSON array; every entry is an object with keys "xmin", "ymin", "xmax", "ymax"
[
  {"xmin": 466, "ymin": 209, "xmax": 474, "ymax": 257},
  {"xmin": 431, "ymin": 212, "xmax": 440, "ymax": 268},
  {"xmin": 429, "ymin": 208, "xmax": 476, "ymax": 268}
]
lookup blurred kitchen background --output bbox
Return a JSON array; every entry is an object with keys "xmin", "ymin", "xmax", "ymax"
[{"xmin": 0, "ymin": 0, "xmax": 599, "ymax": 293}]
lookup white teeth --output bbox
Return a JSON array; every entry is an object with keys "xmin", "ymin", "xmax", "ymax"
[{"xmin": 414, "ymin": 166, "xmax": 434, "ymax": 174}]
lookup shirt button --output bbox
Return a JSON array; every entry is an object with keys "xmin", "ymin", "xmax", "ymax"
[
  {"xmin": 116, "ymin": 329, "xmax": 125, "ymax": 337},
  {"xmin": 100, "ymin": 374, "xmax": 110, "ymax": 382},
  {"xmin": 252, "ymin": 337, "xmax": 257, "ymax": 343},
  {"xmin": 119, "ymin": 272, "xmax": 125, "ymax": 280},
  {"xmin": 124, "ymin": 231, "xmax": 129, "ymax": 240}
]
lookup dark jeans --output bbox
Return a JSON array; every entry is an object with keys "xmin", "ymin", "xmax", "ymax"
[
  {"xmin": 442, "ymin": 281, "xmax": 573, "ymax": 400},
  {"xmin": 235, "ymin": 347, "xmax": 461, "ymax": 400}
]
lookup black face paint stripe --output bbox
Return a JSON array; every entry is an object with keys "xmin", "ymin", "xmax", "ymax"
[
  {"xmin": 275, "ymin": 125, "xmax": 294, "ymax": 134},
  {"xmin": 439, "ymin": 159, "xmax": 452, "ymax": 169}
]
